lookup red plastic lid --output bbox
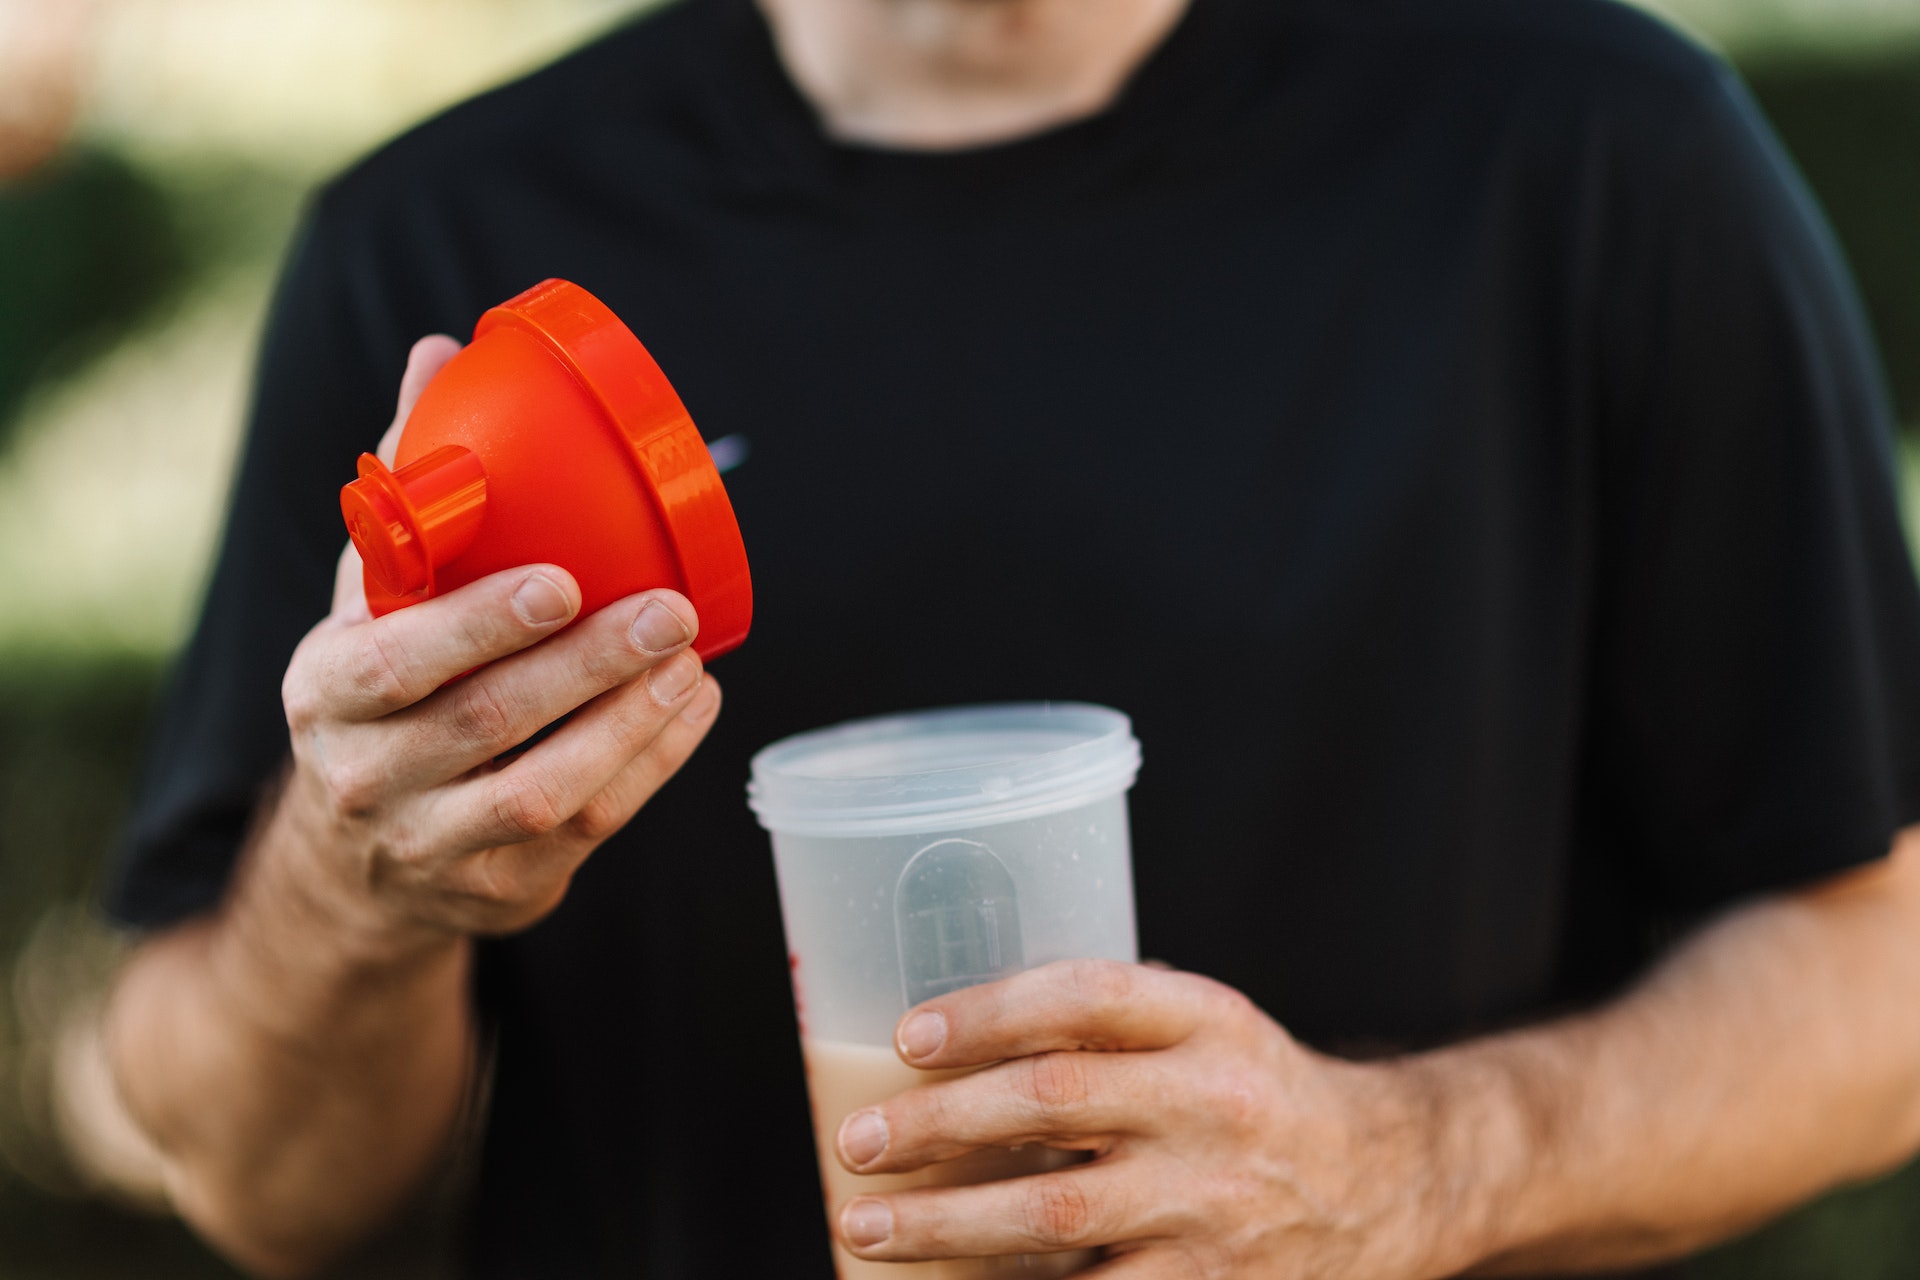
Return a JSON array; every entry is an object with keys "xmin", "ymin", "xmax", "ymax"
[
  {"xmin": 474, "ymin": 280, "xmax": 752, "ymax": 653},
  {"xmin": 340, "ymin": 279, "xmax": 752, "ymax": 660}
]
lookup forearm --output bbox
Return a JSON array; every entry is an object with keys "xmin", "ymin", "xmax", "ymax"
[
  {"xmin": 1420, "ymin": 830, "xmax": 1920, "ymax": 1273},
  {"xmin": 97, "ymin": 342, "xmax": 716, "ymax": 1276},
  {"xmin": 105, "ymin": 790, "xmax": 477, "ymax": 1279}
]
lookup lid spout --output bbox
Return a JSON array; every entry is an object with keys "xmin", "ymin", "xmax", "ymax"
[{"xmin": 340, "ymin": 445, "xmax": 488, "ymax": 598}]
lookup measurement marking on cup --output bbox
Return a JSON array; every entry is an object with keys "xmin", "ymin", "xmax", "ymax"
[{"xmin": 897, "ymin": 839, "xmax": 1025, "ymax": 1007}]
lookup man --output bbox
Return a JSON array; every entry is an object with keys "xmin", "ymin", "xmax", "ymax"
[{"xmin": 103, "ymin": 0, "xmax": 1920, "ymax": 1276}]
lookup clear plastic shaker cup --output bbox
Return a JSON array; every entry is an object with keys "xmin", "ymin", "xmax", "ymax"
[{"xmin": 748, "ymin": 704, "xmax": 1142, "ymax": 1280}]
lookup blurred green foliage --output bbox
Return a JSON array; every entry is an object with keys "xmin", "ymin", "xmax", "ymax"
[
  {"xmin": 0, "ymin": 658, "xmax": 455, "ymax": 1277},
  {"xmin": 0, "ymin": 657, "xmax": 156, "ymax": 962},
  {"xmin": 1746, "ymin": 49, "xmax": 1920, "ymax": 427},
  {"xmin": 1688, "ymin": 1159, "xmax": 1920, "ymax": 1279},
  {"xmin": 0, "ymin": 152, "xmax": 186, "ymax": 454},
  {"xmin": 0, "ymin": 656, "xmax": 239, "ymax": 1277}
]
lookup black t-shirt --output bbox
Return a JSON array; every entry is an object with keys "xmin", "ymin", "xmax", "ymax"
[{"xmin": 111, "ymin": 0, "xmax": 1920, "ymax": 1274}]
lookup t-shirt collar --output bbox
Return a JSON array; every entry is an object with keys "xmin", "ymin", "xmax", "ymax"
[{"xmin": 694, "ymin": 0, "xmax": 1247, "ymax": 214}]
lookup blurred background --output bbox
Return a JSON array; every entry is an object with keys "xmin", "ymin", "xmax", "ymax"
[{"xmin": 0, "ymin": 0, "xmax": 1916, "ymax": 1275}]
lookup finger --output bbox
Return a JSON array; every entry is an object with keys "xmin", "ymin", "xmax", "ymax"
[
  {"xmin": 386, "ymin": 335, "xmax": 463, "ymax": 461},
  {"xmin": 306, "ymin": 565, "xmax": 582, "ymax": 722},
  {"xmin": 429, "ymin": 658, "xmax": 713, "ymax": 854},
  {"xmin": 324, "ymin": 339, "xmax": 468, "ymax": 641},
  {"xmin": 433, "ymin": 678, "xmax": 723, "ymax": 919},
  {"xmin": 895, "ymin": 960, "xmax": 1209, "ymax": 1070},
  {"xmin": 837, "ymin": 1050, "xmax": 1158, "ymax": 1175},
  {"xmin": 370, "ymin": 588, "xmax": 698, "ymax": 786},
  {"xmin": 557, "ymin": 675, "xmax": 722, "ymax": 845},
  {"xmin": 838, "ymin": 1160, "xmax": 1178, "ymax": 1263},
  {"xmin": 330, "ymin": 540, "xmax": 373, "ymax": 625},
  {"xmin": 1070, "ymin": 1243, "xmax": 1232, "ymax": 1280}
]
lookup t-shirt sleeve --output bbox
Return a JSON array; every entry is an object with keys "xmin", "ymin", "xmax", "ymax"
[
  {"xmin": 104, "ymin": 197, "xmax": 406, "ymax": 928},
  {"xmin": 1581, "ymin": 55, "xmax": 1920, "ymax": 913}
]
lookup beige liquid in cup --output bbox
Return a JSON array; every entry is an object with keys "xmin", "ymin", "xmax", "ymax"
[{"xmin": 803, "ymin": 1039, "xmax": 1097, "ymax": 1280}]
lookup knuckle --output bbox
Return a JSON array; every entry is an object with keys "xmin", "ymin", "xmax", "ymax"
[
  {"xmin": 568, "ymin": 610, "xmax": 650, "ymax": 686},
  {"xmin": 1197, "ymin": 974, "xmax": 1255, "ymax": 1018},
  {"xmin": 915, "ymin": 1081, "xmax": 960, "ymax": 1144},
  {"xmin": 569, "ymin": 791, "xmax": 633, "ymax": 843},
  {"xmin": 606, "ymin": 686, "xmax": 667, "ymax": 750},
  {"xmin": 282, "ymin": 673, "xmax": 319, "ymax": 732},
  {"xmin": 1173, "ymin": 1240, "xmax": 1233, "ymax": 1280},
  {"xmin": 280, "ymin": 644, "xmax": 320, "ymax": 725},
  {"xmin": 455, "ymin": 608, "xmax": 503, "ymax": 656},
  {"xmin": 455, "ymin": 849, "xmax": 528, "ymax": 907},
  {"xmin": 578, "ymin": 631, "xmax": 640, "ymax": 687},
  {"xmin": 473, "ymin": 867, "xmax": 570, "ymax": 926},
  {"xmin": 490, "ymin": 774, "xmax": 565, "ymax": 841},
  {"xmin": 1064, "ymin": 957, "xmax": 1135, "ymax": 1013},
  {"xmin": 283, "ymin": 631, "xmax": 342, "ymax": 730},
  {"xmin": 352, "ymin": 630, "xmax": 416, "ymax": 711},
  {"xmin": 512, "ymin": 876, "xmax": 572, "ymax": 925},
  {"xmin": 645, "ymin": 701, "xmax": 705, "ymax": 760},
  {"xmin": 1022, "ymin": 1052, "xmax": 1092, "ymax": 1119},
  {"xmin": 378, "ymin": 827, "xmax": 432, "ymax": 873},
  {"xmin": 452, "ymin": 679, "xmax": 519, "ymax": 753},
  {"xmin": 1022, "ymin": 1178, "xmax": 1094, "ymax": 1250},
  {"xmin": 1196, "ymin": 1065, "xmax": 1268, "ymax": 1129},
  {"xmin": 320, "ymin": 758, "xmax": 383, "ymax": 818}
]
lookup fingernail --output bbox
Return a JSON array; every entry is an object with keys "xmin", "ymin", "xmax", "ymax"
[
  {"xmin": 511, "ymin": 574, "xmax": 572, "ymax": 625},
  {"xmin": 647, "ymin": 654, "xmax": 699, "ymax": 705},
  {"xmin": 838, "ymin": 1110, "xmax": 889, "ymax": 1166},
  {"xmin": 631, "ymin": 599, "xmax": 691, "ymax": 653},
  {"xmin": 898, "ymin": 1011, "xmax": 945, "ymax": 1061},
  {"xmin": 842, "ymin": 1199, "xmax": 893, "ymax": 1248}
]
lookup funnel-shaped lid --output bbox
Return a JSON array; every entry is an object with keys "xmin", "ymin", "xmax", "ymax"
[{"xmin": 477, "ymin": 280, "xmax": 753, "ymax": 658}]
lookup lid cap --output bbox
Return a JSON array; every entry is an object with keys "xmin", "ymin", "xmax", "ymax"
[{"xmin": 748, "ymin": 703, "xmax": 1142, "ymax": 838}]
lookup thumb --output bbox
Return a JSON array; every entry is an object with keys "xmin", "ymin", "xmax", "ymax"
[
  {"xmin": 330, "ymin": 540, "xmax": 371, "ymax": 625},
  {"xmin": 335, "ymin": 334, "xmax": 463, "ymax": 623}
]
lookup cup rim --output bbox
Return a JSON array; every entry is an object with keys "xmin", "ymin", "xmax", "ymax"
[{"xmin": 747, "ymin": 702, "xmax": 1141, "ymax": 838}]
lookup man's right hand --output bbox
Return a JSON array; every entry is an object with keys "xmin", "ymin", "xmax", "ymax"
[
  {"xmin": 276, "ymin": 336, "xmax": 721, "ymax": 947},
  {"xmin": 279, "ymin": 560, "xmax": 719, "ymax": 945},
  {"xmin": 103, "ymin": 336, "xmax": 722, "ymax": 1278}
]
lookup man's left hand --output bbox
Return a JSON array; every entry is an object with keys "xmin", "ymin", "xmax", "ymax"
[{"xmin": 830, "ymin": 959, "xmax": 1489, "ymax": 1278}]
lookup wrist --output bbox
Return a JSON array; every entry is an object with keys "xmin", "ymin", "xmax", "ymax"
[
  {"xmin": 211, "ymin": 775, "xmax": 470, "ymax": 1047},
  {"xmin": 270, "ymin": 767, "xmax": 462, "ymax": 963},
  {"xmin": 1351, "ymin": 1045, "xmax": 1544, "ymax": 1278}
]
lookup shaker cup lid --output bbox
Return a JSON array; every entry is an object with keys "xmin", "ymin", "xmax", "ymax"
[
  {"xmin": 747, "ymin": 703, "xmax": 1141, "ymax": 838},
  {"xmin": 474, "ymin": 281, "xmax": 750, "ymax": 642},
  {"xmin": 339, "ymin": 279, "xmax": 752, "ymax": 660}
]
